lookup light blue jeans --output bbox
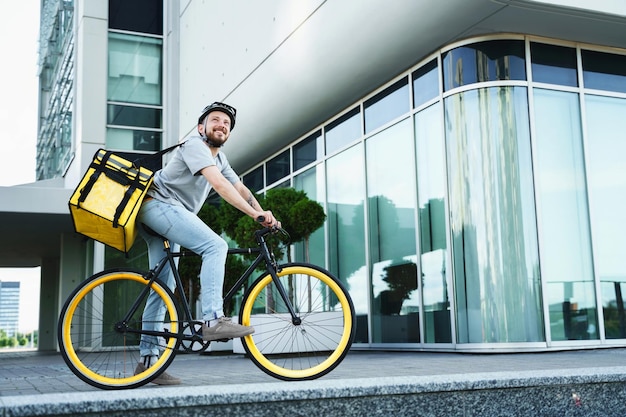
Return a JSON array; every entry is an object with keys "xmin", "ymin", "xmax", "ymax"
[{"xmin": 137, "ymin": 198, "xmax": 227, "ymax": 356}]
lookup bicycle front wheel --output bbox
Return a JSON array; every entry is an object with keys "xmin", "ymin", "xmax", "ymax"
[
  {"xmin": 57, "ymin": 269, "xmax": 181, "ymax": 389},
  {"xmin": 240, "ymin": 263, "xmax": 355, "ymax": 381}
]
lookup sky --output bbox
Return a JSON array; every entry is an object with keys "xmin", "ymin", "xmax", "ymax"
[
  {"xmin": 0, "ymin": 2, "xmax": 41, "ymax": 333},
  {"xmin": 0, "ymin": 2, "xmax": 39, "ymax": 187}
]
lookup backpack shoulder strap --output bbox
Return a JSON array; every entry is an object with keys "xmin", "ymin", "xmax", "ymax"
[{"xmin": 132, "ymin": 142, "xmax": 183, "ymax": 169}]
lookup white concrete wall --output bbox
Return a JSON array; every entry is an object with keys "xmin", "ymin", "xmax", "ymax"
[
  {"xmin": 518, "ymin": 0, "xmax": 626, "ymax": 16},
  {"xmin": 177, "ymin": 0, "xmax": 324, "ymax": 139}
]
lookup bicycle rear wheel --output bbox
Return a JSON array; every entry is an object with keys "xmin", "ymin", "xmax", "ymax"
[
  {"xmin": 240, "ymin": 263, "xmax": 355, "ymax": 381},
  {"xmin": 57, "ymin": 269, "xmax": 181, "ymax": 389}
]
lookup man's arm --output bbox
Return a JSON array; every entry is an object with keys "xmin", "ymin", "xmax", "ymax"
[
  {"xmin": 233, "ymin": 181, "xmax": 280, "ymax": 227},
  {"xmin": 234, "ymin": 181, "xmax": 262, "ymax": 210},
  {"xmin": 201, "ymin": 165, "xmax": 278, "ymax": 227}
]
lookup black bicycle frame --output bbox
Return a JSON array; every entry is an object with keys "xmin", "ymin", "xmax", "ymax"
[{"xmin": 121, "ymin": 227, "xmax": 300, "ymax": 340}]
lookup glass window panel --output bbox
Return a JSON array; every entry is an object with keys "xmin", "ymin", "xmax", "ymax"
[
  {"xmin": 366, "ymin": 120, "xmax": 418, "ymax": 343},
  {"xmin": 293, "ymin": 166, "xmax": 326, "ymax": 267},
  {"xmin": 582, "ymin": 50, "xmax": 626, "ymax": 93},
  {"xmin": 266, "ymin": 150, "xmax": 290, "ymax": 185},
  {"xmin": 326, "ymin": 145, "xmax": 368, "ymax": 343},
  {"xmin": 243, "ymin": 166, "xmax": 263, "ymax": 192},
  {"xmin": 325, "ymin": 108, "xmax": 361, "ymax": 155},
  {"xmin": 442, "ymin": 40, "xmax": 526, "ymax": 91},
  {"xmin": 109, "ymin": 0, "xmax": 163, "ymax": 35},
  {"xmin": 106, "ymin": 127, "xmax": 161, "ymax": 152},
  {"xmin": 585, "ymin": 95, "xmax": 626, "ymax": 338},
  {"xmin": 364, "ymin": 78, "xmax": 409, "ymax": 133},
  {"xmin": 533, "ymin": 89, "xmax": 597, "ymax": 341},
  {"xmin": 413, "ymin": 59, "xmax": 439, "ymax": 108},
  {"xmin": 107, "ymin": 104, "xmax": 162, "ymax": 128},
  {"xmin": 531, "ymin": 42, "xmax": 577, "ymax": 87},
  {"xmin": 272, "ymin": 179, "xmax": 291, "ymax": 189},
  {"xmin": 105, "ymin": 243, "xmax": 148, "ymax": 269},
  {"xmin": 108, "ymin": 33, "xmax": 163, "ymax": 105},
  {"xmin": 445, "ymin": 86, "xmax": 543, "ymax": 343},
  {"xmin": 416, "ymin": 103, "xmax": 452, "ymax": 344},
  {"xmin": 294, "ymin": 131, "xmax": 323, "ymax": 171}
]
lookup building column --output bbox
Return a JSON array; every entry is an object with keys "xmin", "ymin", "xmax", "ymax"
[
  {"xmin": 39, "ymin": 233, "xmax": 89, "ymax": 352},
  {"xmin": 38, "ymin": 258, "xmax": 59, "ymax": 351}
]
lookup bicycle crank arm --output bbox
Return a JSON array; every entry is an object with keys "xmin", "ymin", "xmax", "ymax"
[{"xmin": 119, "ymin": 326, "xmax": 180, "ymax": 340}]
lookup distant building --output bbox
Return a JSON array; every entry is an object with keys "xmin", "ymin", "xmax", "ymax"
[{"xmin": 0, "ymin": 281, "xmax": 20, "ymax": 337}]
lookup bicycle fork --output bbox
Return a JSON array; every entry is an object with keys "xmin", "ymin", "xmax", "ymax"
[{"xmin": 266, "ymin": 266, "xmax": 302, "ymax": 325}]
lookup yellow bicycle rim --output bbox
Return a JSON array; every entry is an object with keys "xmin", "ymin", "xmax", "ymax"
[
  {"xmin": 61, "ymin": 272, "xmax": 178, "ymax": 386},
  {"xmin": 241, "ymin": 265, "xmax": 353, "ymax": 380}
]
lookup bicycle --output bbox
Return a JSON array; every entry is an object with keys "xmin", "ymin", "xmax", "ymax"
[{"xmin": 57, "ymin": 221, "xmax": 355, "ymax": 390}]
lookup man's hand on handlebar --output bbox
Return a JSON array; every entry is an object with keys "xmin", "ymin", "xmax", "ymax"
[{"xmin": 256, "ymin": 211, "xmax": 281, "ymax": 229}]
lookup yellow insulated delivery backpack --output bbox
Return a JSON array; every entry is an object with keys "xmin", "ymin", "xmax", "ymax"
[
  {"xmin": 69, "ymin": 145, "xmax": 180, "ymax": 253},
  {"xmin": 69, "ymin": 149, "xmax": 154, "ymax": 253}
]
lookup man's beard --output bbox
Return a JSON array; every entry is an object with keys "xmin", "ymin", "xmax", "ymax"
[{"xmin": 204, "ymin": 130, "xmax": 227, "ymax": 148}]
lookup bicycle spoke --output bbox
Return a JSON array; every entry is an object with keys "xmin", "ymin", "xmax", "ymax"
[
  {"xmin": 58, "ymin": 270, "xmax": 180, "ymax": 389},
  {"xmin": 240, "ymin": 264, "xmax": 355, "ymax": 380}
]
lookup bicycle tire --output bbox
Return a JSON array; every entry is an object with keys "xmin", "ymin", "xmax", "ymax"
[
  {"xmin": 57, "ymin": 269, "xmax": 181, "ymax": 389},
  {"xmin": 240, "ymin": 263, "xmax": 355, "ymax": 381}
]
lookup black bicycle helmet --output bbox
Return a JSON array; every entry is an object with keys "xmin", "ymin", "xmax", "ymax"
[{"xmin": 198, "ymin": 102, "xmax": 237, "ymax": 130}]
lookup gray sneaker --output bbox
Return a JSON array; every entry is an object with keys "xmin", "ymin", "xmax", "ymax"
[
  {"xmin": 203, "ymin": 317, "xmax": 255, "ymax": 341},
  {"xmin": 134, "ymin": 362, "xmax": 181, "ymax": 385}
]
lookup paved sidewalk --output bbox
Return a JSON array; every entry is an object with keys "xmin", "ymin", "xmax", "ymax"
[
  {"xmin": 2, "ymin": 347, "xmax": 626, "ymax": 396},
  {"xmin": 3, "ymin": 348, "xmax": 626, "ymax": 416}
]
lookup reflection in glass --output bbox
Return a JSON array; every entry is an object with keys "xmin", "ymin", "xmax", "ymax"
[
  {"xmin": 364, "ymin": 78, "xmax": 409, "ymax": 134},
  {"xmin": 413, "ymin": 59, "xmax": 439, "ymax": 109},
  {"xmin": 585, "ymin": 95, "xmax": 626, "ymax": 338},
  {"xmin": 325, "ymin": 108, "xmax": 361, "ymax": 155},
  {"xmin": 106, "ymin": 128, "xmax": 161, "ymax": 151},
  {"xmin": 416, "ymin": 103, "xmax": 452, "ymax": 343},
  {"xmin": 326, "ymin": 145, "xmax": 368, "ymax": 343},
  {"xmin": 582, "ymin": 50, "xmax": 626, "ymax": 94},
  {"xmin": 445, "ymin": 86, "xmax": 543, "ymax": 343},
  {"xmin": 294, "ymin": 131, "xmax": 323, "ymax": 171},
  {"xmin": 107, "ymin": 104, "xmax": 161, "ymax": 128},
  {"xmin": 109, "ymin": 0, "xmax": 163, "ymax": 35},
  {"xmin": 266, "ymin": 150, "xmax": 290, "ymax": 185},
  {"xmin": 533, "ymin": 89, "xmax": 597, "ymax": 341},
  {"xmin": 530, "ymin": 42, "xmax": 577, "ymax": 87},
  {"xmin": 366, "ymin": 120, "xmax": 418, "ymax": 343},
  {"xmin": 108, "ymin": 32, "xmax": 163, "ymax": 105},
  {"xmin": 243, "ymin": 166, "xmax": 263, "ymax": 192},
  {"xmin": 294, "ymin": 166, "xmax": 326, "ymax": 267},
  {"xmin": 442, "ymin": 40, "xmax": 525, "ymax": 91},
  {"xmin": 105, "ymin": 240, "xmax": 149, "ymax": 270}
]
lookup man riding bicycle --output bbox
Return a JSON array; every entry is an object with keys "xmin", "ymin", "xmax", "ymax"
[{"xmin": 135, "ymin": 102, "xmax": 280, "ymax": 384}]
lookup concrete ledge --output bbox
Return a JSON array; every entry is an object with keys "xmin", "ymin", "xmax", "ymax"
[{"xmin": 2, "ymin": 367, "xmax": 626, "ymax": 416}]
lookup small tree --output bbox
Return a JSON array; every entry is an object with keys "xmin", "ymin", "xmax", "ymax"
[
  {"xmin": 289, "ymin": 199, "xmax": 326, "ymax": 263},
  {"xmin": 261, "ymin": 188, "xmax": 326, "ymax": 311},
  {"xmin": 264, "ymin": 188, "xmax": 326, "ymax": 263},
  {"xmin": 213, "ymin": 188, "xmax": 327, "ymax": 312},
  {"xmin": 218, "ymin": 194, "xmax": 263, "ymax": 251}
]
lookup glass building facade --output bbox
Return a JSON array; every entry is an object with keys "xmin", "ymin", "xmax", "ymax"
[
  {"xmin": 106, "ymin": 0, "xmax": 163, "ymax": 154},
  {"xmin": 104, "ymin": 0, "xmax": 164, "ymax": 270},
  {"xmin": 0, "ymin": 282, "xmax": 20, "ymax": 337},
  {"xmin": 37, "ymin": 0, "xmax": 74, "ymax": 180},
  {"xmin": 241, "ymin": 35, "xmax": 626, "ymax": 349}
]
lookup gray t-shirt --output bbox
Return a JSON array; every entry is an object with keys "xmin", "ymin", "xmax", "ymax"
[{"xmin": 147, "ymin": 136, "xmax": 239, "ymax": 214}]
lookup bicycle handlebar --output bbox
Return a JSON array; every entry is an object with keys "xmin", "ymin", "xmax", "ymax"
[{"xmin": 254, "ymin": 216, "xmax": 289, "ymax": 242}]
